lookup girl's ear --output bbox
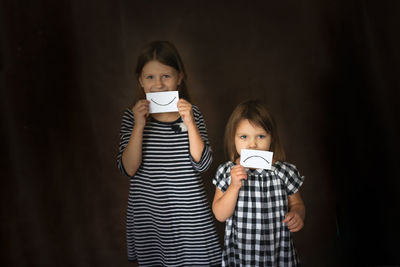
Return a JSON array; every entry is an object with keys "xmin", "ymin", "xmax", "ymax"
[
  {"xmin": 138, "ymin": 76, "xmax": 144, "ymax": 88},
  {"xmin": 178, "ymin": 72, "xmax": 184, "ymax": 85}
]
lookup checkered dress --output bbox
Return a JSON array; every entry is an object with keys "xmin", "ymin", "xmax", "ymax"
[{"xmin": 213, "ymin": 161, "xmax": 304, "ymax": 266}]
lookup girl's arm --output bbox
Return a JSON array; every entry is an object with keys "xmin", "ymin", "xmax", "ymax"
[
  {"xmin": 212, "ymin": 165, "xmax": 247, "ymax": 222},
  {"xmin": 283, "ymin": 191, "xmax": 306, "ymax": 232},
  {"xmin": 186, "ymin": 122, "xmax": 204, "ymax": 162},
  {"xmin": 121, "ymin": 100, "xmax": 149, "ymax": 176},
  {"xmin": 177, "ymin": 99, "xmax": 204, "ymax": 162}
]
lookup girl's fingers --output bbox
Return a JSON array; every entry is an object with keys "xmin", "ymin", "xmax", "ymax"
[
  {"xmin": 289, "ymin": 221, "xmax": 303, "ymax": 232},
  {"xmin": 284, "ymin": 213, "xmax": 296, "ymax": 226},
  {"xmin": 284, "ymin": 213, "xmax": 304, "ymax": 232},
  {"xmin": 286, "ymin": 219, "xmax": 297, "ymax": 229},
  {"xmin": 132, "ymin": 100, "xmax": 150, "ymax": 127},
  {"xmin": 283, "ymin": 213, "xmax": 293, "ymax": 223},
  {"xmin": 177, "ymin": 99, "xmax": 193, "ymax": 113},
  {"xmin": 231, "ymin": 166, "xmax": 247, "ymax": 180},
  {"xmin": 133, "ymin": 100, "xmax": 149, "ymax": 111},
  {"xmin": 177, "ymin": 98, "xmax": 189, "ymax": 105}
]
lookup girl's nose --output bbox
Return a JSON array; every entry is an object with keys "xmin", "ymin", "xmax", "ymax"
[
  {"xmin": 248, "ymin": 139, "xmax": 257, "ymax": 149},
  {"xmin": 154, "ymin": 77, "xmax": 163, "ymax": 88}
]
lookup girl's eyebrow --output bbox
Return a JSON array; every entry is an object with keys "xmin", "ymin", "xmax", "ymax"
[
  {"xmin": 142, "ymin": 72, "xmax": 172, "ymax": 76},
  {"xmin": 235, "ymin": 132, "xmax": 269, "ymax": 137}
]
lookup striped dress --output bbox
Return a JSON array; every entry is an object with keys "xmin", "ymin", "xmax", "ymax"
[{"xmin": 117, "ymin": 105, "xmax": 221, "ymax": 266}]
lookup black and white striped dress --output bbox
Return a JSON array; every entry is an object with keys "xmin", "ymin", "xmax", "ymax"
[{"xmin": 117, "ymin": 105, "xmax": 221, "ymax": 266}]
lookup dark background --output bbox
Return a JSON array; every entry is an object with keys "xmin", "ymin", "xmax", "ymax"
[{"xmin": 1, "ymin": 1, "xmax": 399, "ymax": 266}]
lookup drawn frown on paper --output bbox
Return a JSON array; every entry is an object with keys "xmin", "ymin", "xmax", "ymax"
[
  {"xmin": 240, "ymin": 149, "xmax": 274, "ymax": 170},
  {"xmin": 146, "ymin": 91, "xmax": 179, "ymax": 114},
  {"xmin": 243, "ymin": 155, "xmax": 270, "ymax": 164}
]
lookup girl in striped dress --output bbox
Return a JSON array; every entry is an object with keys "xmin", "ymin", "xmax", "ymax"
[
  {"xmin": 117, "ymin": 41, "xmax": 221, "ymax": 266},
  {"xmin": 212, "ymin": 100, "xmax": 305, "ymax": 266}
]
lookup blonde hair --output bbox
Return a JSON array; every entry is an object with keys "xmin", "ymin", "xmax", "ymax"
[{"xmin": 224, "ymin": 99, "xmax": 286, "ymax": 162}]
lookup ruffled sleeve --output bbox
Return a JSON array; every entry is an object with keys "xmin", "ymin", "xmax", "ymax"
[
  {"xmin": 273, "ymin": 161, "xmax": 304, "ymax": 195},
  {"xmin": 212, "ymin": 161, "xmax": 235, "ymax": 193}
]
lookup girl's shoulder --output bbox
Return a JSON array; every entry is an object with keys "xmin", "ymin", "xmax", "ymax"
[
  {"xmin": 273, "ymin": 161, "xmax": 299, "ymax": 172},
  {"xmin": 191, "ymin": 104, "xmax": 207, "ymax": 124},
  {"xmin": 192, "ymin": 104, "xmax": 200, "ymax": 111},
  {"xmin": 272, "ymin": 161, "xmax": 299, "ymax": 176},
  {"xmin": 122, "ymin": 108, "xmax": 134, "ymax": 118},
  {"xmin": 272, "ymin": 161, "xmax": 304, "ymax": 180},
  {"xmin": 192, "ymin": 104, "xmax": 202, "ymax": 115},
  {"xmin": 120, "ymin": 108, "xmax": 134, "ymax": 128}
]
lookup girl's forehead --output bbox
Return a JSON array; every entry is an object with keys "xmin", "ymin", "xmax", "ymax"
[
  {"xmin": 142, "ymin": 60, "xmax": 176, "ymax": 73},
  {"xmin": 236, "ymin": 119, "xmax": 266, "ymax": 132}
]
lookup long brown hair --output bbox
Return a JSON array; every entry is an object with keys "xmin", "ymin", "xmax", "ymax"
[
  {"xmin": 134, "ymin": 40, "xmax": 190, "ymax": 101},
  {"xmin": 224, "ymin": 99, "xmax": 286, "ymax": 163}
]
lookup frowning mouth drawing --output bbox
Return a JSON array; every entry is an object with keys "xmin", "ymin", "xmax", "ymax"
[
  {"xmin": 243, "ymin": 155, "xmax": 270, "ymax": 165},
  {"xmin": 150, "ymin": 96, "xmax": 177, "ymax": 106}
]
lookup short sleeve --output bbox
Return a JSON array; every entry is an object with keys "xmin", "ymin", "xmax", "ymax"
[
  {"xmin": 212, "ymin": 162, "xmax": 235, "ymax": 193},
  {"xmin": 117, "ymin": 109, "xmax": 134, "ymax": 177},
  {"xmin": 273, "ymin": 161, "xmax": 304, "ymax": 195}
]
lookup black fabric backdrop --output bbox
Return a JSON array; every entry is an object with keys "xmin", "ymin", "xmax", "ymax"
[{"xmin": 1, "ymin": 1, "xmax": 399, "ymax": 266}]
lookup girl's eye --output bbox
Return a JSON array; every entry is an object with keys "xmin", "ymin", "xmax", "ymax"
[
  {"xmin": 258, "ymin": 135, "xmax": 266, "ymax": 139},
  {"xmin": 162, "ymin": 74, "xmax": 170, "ymax": 78},
  {"xmin": 146, "ymin": 75, "xmax": 153, "ymax": 79},
  {"xmin": 240, "ymin": 135, "xmax": 247, "ymax": 139}
]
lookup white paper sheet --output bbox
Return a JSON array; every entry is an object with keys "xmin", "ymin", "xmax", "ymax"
[
  {"xmin": 240, "ymin": 149, "xmax": 273, "ymax": 170},
  {"xmin": 146, "ymin": 91, "xmax": 179, "ymax": 114}
]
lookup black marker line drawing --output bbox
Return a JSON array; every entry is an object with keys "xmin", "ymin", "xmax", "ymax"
[
  {"xmin": 243, "ymin": 155, "xmax": 270, "ymax": 165},
  {"xmin": 150, "ymin": 96, "xmax": 177, "ymax": 106}
]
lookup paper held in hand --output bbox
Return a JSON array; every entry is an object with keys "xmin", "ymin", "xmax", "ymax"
[
  {"xmin": 146, "ymin": 91, "xmax": 179, "ymax": 114},
  {"xmin": 240, "ymin": 149, "xmax": 273, "ymax": 170}
]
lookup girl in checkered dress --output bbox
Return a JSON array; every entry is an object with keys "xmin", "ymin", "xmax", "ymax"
[{"xmin": 212, "ymin": 100, "xmax": 305, "ymax": 266}]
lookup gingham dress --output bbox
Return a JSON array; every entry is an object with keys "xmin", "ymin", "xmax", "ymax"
[
  {"xmin": 213, "ymin": 161, "xmax": 304, "ymax": 267},
  {"xmin": 117, "ymin": 105, "xmax": 221, "ymax": 266}
]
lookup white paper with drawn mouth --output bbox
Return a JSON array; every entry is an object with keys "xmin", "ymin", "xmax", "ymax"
[
  {"xmin": 146, "ymin": 91, "xmax": 179, "ymax": 114},
  {"xmin": 240, "ymin": 149, "xmax": 273, "ymax": 170}
]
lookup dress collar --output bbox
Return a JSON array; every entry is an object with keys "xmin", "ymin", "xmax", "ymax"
[{"xmin": 227, "ymin": 161, "xmax": 280, "ymax": 175}]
